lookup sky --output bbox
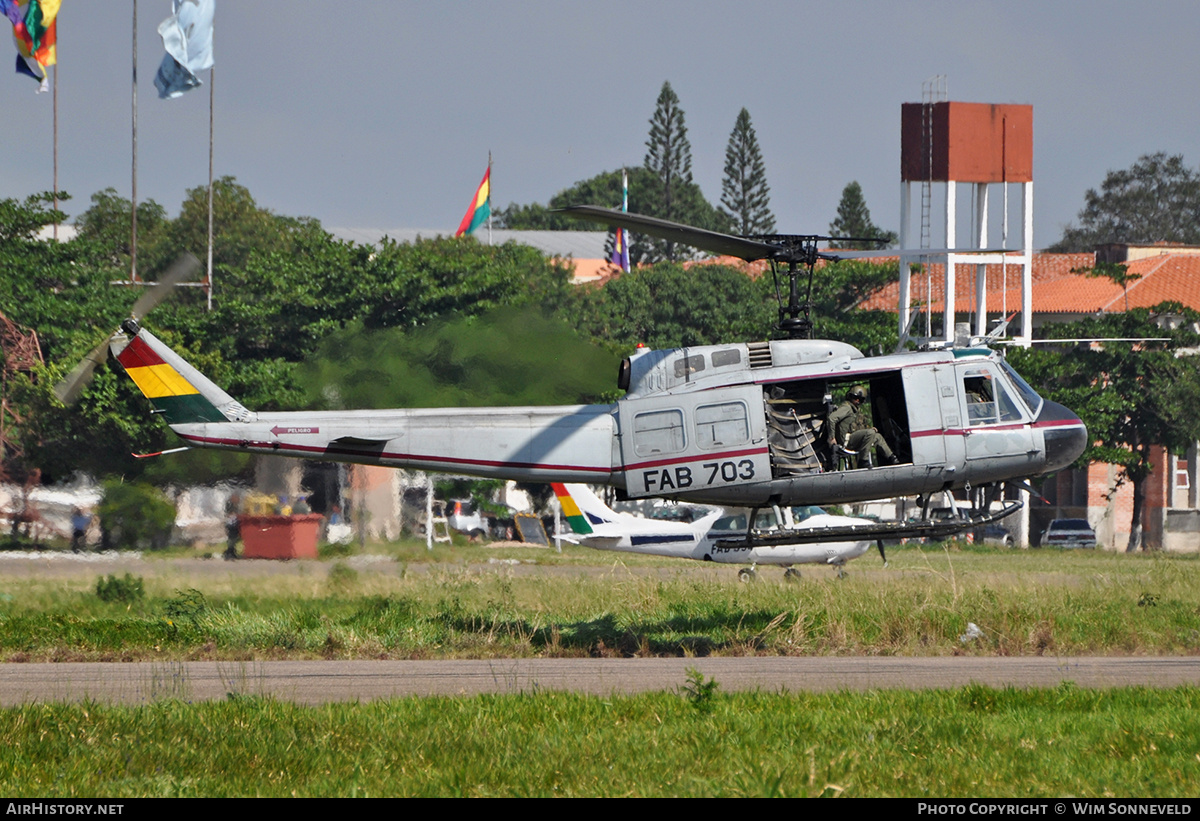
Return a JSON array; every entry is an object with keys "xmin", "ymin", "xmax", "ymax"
[{"xmin": 1, "ymin": 1, "xmax": 1198, "ymax": 250}]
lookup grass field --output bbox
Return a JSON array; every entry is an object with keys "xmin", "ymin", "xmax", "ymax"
[
  {"xmin": 2, "ymin": 684, "xmax": 1198, "ymax": 797},
  {"xmin": 0, "ymin": 541, "xmax": 1196, "ymax": 660},
  {"xmin": 3, "ymin": 542, "xmax": 1198, "ymax": 797}
]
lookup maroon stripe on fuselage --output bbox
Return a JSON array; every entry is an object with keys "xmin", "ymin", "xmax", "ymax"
[
  {"xmin": 910, "ymin": 419, "xmax": 1085, "ymax": 438},
  {"xmin": 625, "ymin": 446, "xmax": 769, "ymax": 472}
]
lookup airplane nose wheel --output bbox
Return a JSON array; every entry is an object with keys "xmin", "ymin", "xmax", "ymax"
[
  {"xmin": 783, "ymin": 568, "xmax": 802, "ymax": 582},
  {"xmin": 737, "ymin": 567, "xmax": 757, "ymax": 583}
]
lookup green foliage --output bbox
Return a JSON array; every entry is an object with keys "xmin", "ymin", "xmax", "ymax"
[
  {"xmin": 163, "ymin": 589, "xmax": 208, "ymax": 626},
  {"xmin": 74, "ymin": 187, "xmax": 171, "ymax": 275},
  {"xmin": 828, "ymin": 181, "xmax": 897, "ymax": 248},
  {"xmin": 95, "ymin": 573, "xmax": 145, "ymax": 604},
  {"xmin": 720, "ymin": 108, "xmax": 775, "ymax": 235},
  {"xmin": 301, "ymin": 307, "xmax": 619, "ymax": 410},
  {"xmin": 351, "ymin": 236, "xmax": 573, "ymax": 331},
  {"xmin": 1050, "ymin": 152, "xmax": 1200, "ymax": 252},
  {"xmin": 97, "ymin": 481, "xmax": 176, "ymax": 550},
  {"xmin": 682, "ymin": 667, "xmax": 720, "ymax": 712},
  {"xmin": 0, "ymin": 191, "xmax": 68, "ymax": 242},
  {"xmin": 575, "ymin": 262, "xmax": 774, "ymax": 349},
  {"xmin": 1010, "ymin": 306, "xmax": 1200, "ymax": 550}
]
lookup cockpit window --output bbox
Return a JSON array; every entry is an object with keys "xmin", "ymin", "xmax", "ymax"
[
  {"xmin": 999, "ymin": 360, "xmax": 1044, "ymax": 417},
  {"xmin": 673, "ymin": 355, "xmax": 706, "ymax": 379},
  {"xmin": 963, "ymin": 367, "xmax": 1025, "ymax": 425}
]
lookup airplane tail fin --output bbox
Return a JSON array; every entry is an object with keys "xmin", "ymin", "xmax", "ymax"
[
  {"xmin": 551, "ymin": 483, "xmax": 617, "ymax": 535},
  {"xmin": 110, "ymin": 320, "xmax": 255, "ymax": 425}
]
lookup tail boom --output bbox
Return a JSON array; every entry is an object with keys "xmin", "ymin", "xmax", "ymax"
[{"xmin": 115, "ymin": 325, "xmax": 616, "ymax": 483}]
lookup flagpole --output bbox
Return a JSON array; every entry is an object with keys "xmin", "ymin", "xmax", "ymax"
[
  {"xmin": 487, "ymin": 151, "xmax": 492, "ymax": 247},
  {"xmin": 206, "ymin": 65, "xmax": 215, "ymax": 311},
  {"xmin": 52, "ymin": 61, "xmax": 57, "ymax": 240},
  {"xmin": 131, "ymin": 0, "xmax": 139, "ymax": 283}
]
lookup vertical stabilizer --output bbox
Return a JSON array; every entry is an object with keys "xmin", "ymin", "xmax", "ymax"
[{"xmin": 111, "ymin": 322, "xmax": 255, "ymax": 425}]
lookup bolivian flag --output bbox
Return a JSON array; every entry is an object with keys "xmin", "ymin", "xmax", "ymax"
[{"xmin": 455, "ymin": 165, "xmax": 491, "ymax": 237}]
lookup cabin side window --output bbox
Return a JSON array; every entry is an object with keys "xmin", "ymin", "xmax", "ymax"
[
  {"xmin": 633, "ymin": 409, "xmax": 686, "ymax": 456},
  {"xmin": 711, "ymin": 349, "xmax": 741, "ymax": 368},
  {"xmin": 695, "ymin": 402, "xmax": 750, "ymax": 450}
]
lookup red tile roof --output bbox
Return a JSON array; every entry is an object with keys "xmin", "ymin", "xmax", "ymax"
[
  {"xmin": 860, "ymin": 253, "xmax": 1094, "ymax": 312},
  {"xmin": 858, "ymin": 252, "xmax": 1200, "ymax": 315}
]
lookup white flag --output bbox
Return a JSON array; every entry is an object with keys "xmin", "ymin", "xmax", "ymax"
[{"xmin": 154, "ymin": 0, "xmax": 215, "ymax": 99}]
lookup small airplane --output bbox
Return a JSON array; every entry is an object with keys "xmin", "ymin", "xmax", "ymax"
[
  {"xmin": 56, "ymin": 205, "xmax": 1089, "ymax": 548},
  {"xmin": 551, "ymin": 482, "xmax": 881, "ymax": 580}
]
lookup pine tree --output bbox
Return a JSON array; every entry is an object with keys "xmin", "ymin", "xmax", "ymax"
[
  {"xmin": 720, "ymin": 108, "xmax": 775, "ymax": 235},
  {"xmin": 828, "ymin": 181, "xmax": 897, "ymax": 249},
  {"xmin": 643, "ymin": 81, "xmax": 694, "ymax": 261}
]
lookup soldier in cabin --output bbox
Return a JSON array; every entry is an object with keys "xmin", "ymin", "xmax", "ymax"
[{"xmin": 827, "ymin": 385, "xmax": 898, "ymax": 468}]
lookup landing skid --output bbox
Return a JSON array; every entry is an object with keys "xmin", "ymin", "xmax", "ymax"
[{"xmin": 713, "ymin": 501, "xmax": 1023, "ymax": 550}]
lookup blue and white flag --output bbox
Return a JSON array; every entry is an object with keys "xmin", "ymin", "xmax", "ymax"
[{"xmin": 154, "ymin": 0, "xmax": 214, "ymax": 99}]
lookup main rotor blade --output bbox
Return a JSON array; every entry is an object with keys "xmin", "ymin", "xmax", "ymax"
[
  {"xmin": 52, "ymin": 337, "xmax": 113, "ymax": 405},
  {"xmin": 828, "ymin": 247, "xmax": 1015, "ymax": 259},
  {"xmin": 129, "ymin": 253, "xmax": 202, "ymax": 320},
  {"xmin": 557, "ymin": 205, "xmax": 780, "ymax": 262}
]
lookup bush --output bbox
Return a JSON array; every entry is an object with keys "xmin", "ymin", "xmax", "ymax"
[
  {"xmin": 95, "ymin": 573, "xmax": 145, "ymax": 604},
  {"xmin": 97, "ymin": 480, "xmax": 176, "ymax": 550}
]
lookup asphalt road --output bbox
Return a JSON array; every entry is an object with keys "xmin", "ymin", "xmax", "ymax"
[{"xmin": 1, "ymin": 656, "xmax": 1198, "ymax": 705}]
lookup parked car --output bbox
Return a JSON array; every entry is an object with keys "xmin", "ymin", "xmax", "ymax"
[
  {"xmin": 446, "ymin": 499, "xmax": 490, "ymax": 538},
  {"xmin": 1039, "ymin": 518, "xmax": 1097, "ymax": 549},
  {"xmin": 980, "ymin": 523, "xmax": 1013, "ymax": 547}
]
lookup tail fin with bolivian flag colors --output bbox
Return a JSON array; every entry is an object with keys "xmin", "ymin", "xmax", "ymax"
[
  {"xmin": 110, "ymin": 319, "xmax": 256, "ymax": 426},
  {"xmin": 552, "ymin": 482, "xmax": 605, "ymax": 535}
]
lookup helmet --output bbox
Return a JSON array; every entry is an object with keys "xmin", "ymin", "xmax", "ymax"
[{"xmin": 848, "ymin": 386, "xmax": 868, "ymax": 402}]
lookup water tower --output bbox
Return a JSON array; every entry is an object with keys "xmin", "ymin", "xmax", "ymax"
[{"xmin": 898, "ymin": 82, "xmax": 1033, "ymax": 346}]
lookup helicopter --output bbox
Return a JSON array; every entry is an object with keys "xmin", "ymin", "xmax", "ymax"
[{"xmin": 59, "ymin": 207, "xmax": 1087, "ymax": 547}]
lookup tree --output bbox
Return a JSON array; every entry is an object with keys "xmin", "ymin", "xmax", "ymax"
[
  {"xmin": 1009, "ymin": 307, "xmax": 1200, "ymax": 551},
  {"xmin": 828, "ymin": 182, "xmax": 897, "ymax": 249},
  {"xmin": 643, "ymin": 81, "xmax": 724, "ymax": 262},
  {"xmin": 74, "ymin": 188, "xmax": 170, "ymax": 274},
  {"xmin": 1050, "ymin": 152, "xmax": 1200, "ymax": 252},
  {"xmin": 720, "ymin": 108, "xmax": 775, "ymax": 235},
  {"xmin": 574, "ymin": 262, "xmax": 774, "ymax": 350}
]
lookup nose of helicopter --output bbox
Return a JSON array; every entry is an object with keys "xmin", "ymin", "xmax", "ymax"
[{"xmin": 1037, "ymin": 400, "xmax": 1088, "ymax": 474}]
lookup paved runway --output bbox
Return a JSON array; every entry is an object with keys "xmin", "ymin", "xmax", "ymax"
[{"xmin": 1, "ymin": 656, "xmax": 1197, "ymax": 705}]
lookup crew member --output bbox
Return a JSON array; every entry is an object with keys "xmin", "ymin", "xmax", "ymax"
[{"xmin": 828, "ymin": 385, "xmax": 897, "ymax": 468}]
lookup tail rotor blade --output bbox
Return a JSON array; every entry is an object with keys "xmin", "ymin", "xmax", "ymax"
[
  {"xmin": 877, "ymin": 539, "xmax": 888, "ymax": 567},
  {"xmin": 130, "ymin": 253, "xmax": 201, "ymax": 320},
  {"xmin": 52, "ymin": 337, "xmax": 113, "ymax": 405}
]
